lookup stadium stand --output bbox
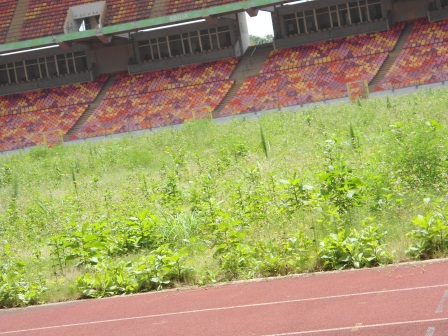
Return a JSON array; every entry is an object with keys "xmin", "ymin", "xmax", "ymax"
[
  {"xmin": 20, "ymin": 0, "xmax": 154, "ymax": 40},
  {"xmin": 71, "ymin": 82, "xmax": 233, "ymax": 139},
  {"xmin": 220, "ymin": 53, "xmax": 387, "ymax": 115},
  {"xmin": 70, "ymin": 59, "xmax": 237, "ymax": 139},
  {"xmin": 105, "ymin": 59, "xmax": 238, "ymax": 99},
  {"xmin": 261, "ymin": 23, "xmax": 405, "ymax": 73},
  {"xmin": 0, "ymin": 75, "xmax": 108, "ymax": 151},
  {"xmin": 0, "ymin": 105, "xmax": 88, "ymax": 151},
  {"xmin": 404, "ymin": 17, "xmax": 448, "ymax": 48},
  {"xmin": 376, "ymin": 18, "xmax": 448, "ymax": 90},
  {"xmin": 219, "ymin": 25, "xmax": 405, "ymax": 116},
  {"xmin": 0, "ymin": 75, "xmax": 109, "ymax": 116},
  {"xmin": 0, "ymin": 0, "xmax": 17, "ymax": 44}
]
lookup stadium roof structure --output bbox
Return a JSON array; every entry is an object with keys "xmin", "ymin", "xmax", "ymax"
[{"xmin": 0, "ymin": 0, "xmax": 289, "ymax": 55}]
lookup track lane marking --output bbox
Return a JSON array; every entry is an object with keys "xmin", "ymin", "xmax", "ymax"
[
  {"xmin": 263, "ymin": 318, "xmax": 448, "ymax": 335},
  {"xmin": 436, "ymin": 290, "xmax": 448, "ymax": 313},
  {"xmin": 1, "ymin": 283, "xmax": 448, "ymax": 335},
  {"xmin": 425, "ymin": 327, "xmax": 436, "ymax": 336}
]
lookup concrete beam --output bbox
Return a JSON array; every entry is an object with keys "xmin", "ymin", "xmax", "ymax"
[
  {"xmin": 96, "ymin": 33, "xmax": 112, "ymax": 44},
  {"xmin": 204, "ymin": 15, "xmax": 218, "ymax": 25},
  {"xmin": 58, "ymin": 42, "xmax": 72, "ymax": 51},
  {"xmin": 245, "ymin": 8, "xmax": 259, "ymax": 17}
]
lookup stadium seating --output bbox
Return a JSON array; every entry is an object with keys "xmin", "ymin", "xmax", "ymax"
[
  {"xmin": 0, "ymin": 75, "xmax": 109, "ymax": 152},
  {"xmin": 0, "ymin": 0, "xmax": 16, "ymax": 44},
  {"xmin": 70, "ymin": 58, "xmax": 237, "ymax": 139},
  {"xmin": 106, "ymin": 58, "xmax": 238, "ymax": 99},
  {"xmin": 404, "ymin": 18, "xmax": 448, "ymax": 48},
  {"xmin": 218, "ymin": 24, "xmax": 405, "ymax": 116},
  {"xmin": 376, "ymin": 42, "xmax": 448, "ymax": 90},
  {"xmin": 20, "ymin": 0, "xmax": 154, "ymax": 40},
  {"xmin": 375, "ymin": 18, "xmax": 448, "ymax": 90},
  {"xmin": 0, "ymin": 105, "xmax": 87, "ymax": 152},
  {"xmin": 0, "ymin": 75, "xmax": 109, "ymax": 116},
  {"xmin": 71, "ymin": 81, "xmax": 233, "ymax": 139},
  {"xmin": 262, "ymin": 23, "xmax": 404, "ymax": 73},
  {"xmin": 165, "ymin": 0, "xmax": 245, "ymax": 15},
  {"xmin": 220, "ymin": 53, "xmax": 387, "ymax": 116}
]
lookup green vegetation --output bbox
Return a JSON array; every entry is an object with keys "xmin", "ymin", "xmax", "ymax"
[
  {"xmin": 249, "ymin": 34, "xmax": 274, "ymax": 45},
  {"xmin": 1, "ymin": 88, "xmax": 448, "ymax": 308}
]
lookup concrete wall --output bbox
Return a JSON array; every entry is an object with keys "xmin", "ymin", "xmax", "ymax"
[
  {"xmin": 0, "ymin": 70, "xmax": 94, "ymax": 96},
  {"xmin": 92, "ymin": 42, "xmax": 133, "ymax": 74},
  {"xmin": 237, "ymin": 12, "xmax": 250, "ymax": 54},
  {"xmin": 384, "ymin": 0, "xmax": 431, "ymax": 21},
  {"xmin": 275, "ymin": 18, "xmax": 389, "ymax": 49},
  {"xmin": 429, "ymin": 7, "xmax": 448, "ymax": 21},
  {"xmin": 129, "ymin": 47, "xmax": 236, "ymax": 74}
]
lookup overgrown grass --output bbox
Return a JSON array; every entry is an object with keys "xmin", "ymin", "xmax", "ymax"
[{"xmin": 1, "ymin": 88, "xmax": 448, "ymax": 308}]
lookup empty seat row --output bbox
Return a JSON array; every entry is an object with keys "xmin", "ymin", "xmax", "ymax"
[
  {"xmin": 71, "ymin": 81, "xmax": 233, "ymax": 139},
  {"xmin": 404, "ymin": 18, "xmax": 448, "ymax": 48},
  {"xmin": 262, "ymin": 23, "xmax": 404, "ymax": 74},
  {"xmin": 376, "ymin": 42, "xmax": 448, "ymax": 90},
  {"xmin": 220, "ymin": 53, "xmax": 387, "ymax": 116},
  {"xmin": 0, "ymin": 75, "xmax": 109, "ymax": 116},
  {"xmin": 0, "ymin": 105, "xmax": 87, "ymax": 152},
  {"xmin": 106, "ymin": 58, "xmax": 238, "ymax": 99}
]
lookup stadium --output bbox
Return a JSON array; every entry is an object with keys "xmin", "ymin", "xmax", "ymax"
[
  {"xmin": 0, "ymin": 0, "xmax": 447, "ymax": 149},
  {"xmin": 1, "ymin": 0, "xmax": 448, "ymax": 331}
]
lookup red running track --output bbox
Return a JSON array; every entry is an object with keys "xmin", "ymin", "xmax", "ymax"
[{"xmin": 1, "ymin": 259, "xmax": 448, "ymax": 335}]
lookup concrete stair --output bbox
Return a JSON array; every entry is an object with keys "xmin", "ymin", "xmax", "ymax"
[
  {"xmin": 5, "ymin": 0, "xmax": 30, "ymax": 43},
  {"xmin": 213, "ymin": 43, "xmax": 273, "ymax": 116},
  {"xmin": 369, "ymin": 22, "xmax": 414, "ymax": 92},
  {"xmin": 64, "ymin": 75, "xmax": 116, "ymax": 141}
]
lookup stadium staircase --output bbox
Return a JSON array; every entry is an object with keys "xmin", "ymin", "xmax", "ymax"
[
  {"xmin": 213, "ymin": 43, "xmax": 273, "ymax": 117},
  {"xmin": 64, "ymin": 75, "xmax": 117, "ymax": 141},
  {"xmin": 368, "ymin": 22, "xmax": 414, "ymax": 92},
  {"xmin": 4, "ymin": 0, "xmax": 30, "ymax": 43}
]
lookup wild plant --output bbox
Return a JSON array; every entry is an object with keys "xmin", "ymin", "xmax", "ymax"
[
  {"xmin": 76, "ymin": 246, "xmax": 190, "ymax": 298},
  {"xmin": 0, "ymin": 260, "xmax": 47, "ymax": 308},
  {"xmin": 406, "ymin": 200, "xmax": 448, "ymax": 259},
  {"xmin": 256, "ymin": 230, "xmax": 313, "ymax": 276},
  {"xmin": 318, "ymin": 220, "xmax": 392, "ymax": 270}
]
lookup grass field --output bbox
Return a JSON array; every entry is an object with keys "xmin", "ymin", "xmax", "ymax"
[{"xmin": 1, "ymin": 88, "xmax": 448, "ymax": 308}]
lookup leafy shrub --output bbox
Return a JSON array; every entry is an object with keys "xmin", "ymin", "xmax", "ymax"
[
  {"xmin": 319, "ymin": 161, "xmax": 365, "ymax": 213},
  {"xmin": 256, "ymin": 231, "xmax": 313, "ymax": 276},
  {"xmin": 0, "ymin": 261, "xmax": 47, "ymax": 308},
  {"xmin": 406, "ymin": 207, "xmax": 448, "ymax": 259},
  {"xmin": 77, "ymin": 246, "xmax": 190, "ymax": 298},
  {"xmin": 49, "ymin": 213, "xmax": 161, "ymax": 274},
  {"xmin": 213, "ymin": 225, "xmax": 256, "ymax": 280},
  {"xmin": 318, "ymin": 222, "xmax": 392, "ymax": 270}
]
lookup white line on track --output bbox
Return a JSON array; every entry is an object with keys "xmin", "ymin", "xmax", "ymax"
[
  {"xmin": 1, "ymin": 283, "xmax": 448, "ymax": 335},
  {"xmin": 262, "ymin": 318, "xmax": 448, "ymax": 335},
  {"xmin": 425, "ymin": 327, "xmax": 436, "ymax": 336},
  {"xmin": 436, "ymin": 290, "xmax": 448, "ymax": 313}
]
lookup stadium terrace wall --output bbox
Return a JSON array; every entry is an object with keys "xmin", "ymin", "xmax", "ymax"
[
  {"xmin": 275, "ymin": 18, "xmax": 391, "ymax": 49},
  {"xmin": 429, "ymin": 7, "xmax": 448, "ymax": 21}
]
